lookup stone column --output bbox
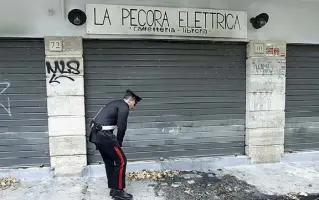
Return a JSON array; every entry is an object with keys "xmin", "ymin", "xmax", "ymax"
[
  {"xmin": 246, "ymin": 41, "xmax": 287, "ymax": 163},
  {"xmin": 44, "ymin": 36, "xmax": 87, "ymax": 176}
]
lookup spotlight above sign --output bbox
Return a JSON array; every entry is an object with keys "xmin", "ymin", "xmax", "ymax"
[
  {"xmin": 250, "ymin": 13, "xmax": 269, "ymax": 29},
  {"xmin": 85, "ymin": 4, "xmax": 248, "ymax": 39},
  {"xmin": 68, "ymin": 9, "xmax": 87, "ymax": 26}
]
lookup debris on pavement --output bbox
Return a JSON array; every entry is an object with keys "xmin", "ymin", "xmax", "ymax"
[
  {"xmin": 127, "ymin": 170, "xmax": 181, "ymax": 181},
  {"xmin": 0, "ymin": 177, "xmax": 19, "ymax": 190},
  {"xmin": 1, "ymin": 162, "xmax": 319, "ymax": 200}
]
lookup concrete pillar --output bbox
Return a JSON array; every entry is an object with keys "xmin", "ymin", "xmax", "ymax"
[
  {"xmin": 246, "ymin": 40, "xmax": 287, "ymax": 163},
  {"xmin": 44, "ymin": 36, "xmax": 87, "ymax": 176}
]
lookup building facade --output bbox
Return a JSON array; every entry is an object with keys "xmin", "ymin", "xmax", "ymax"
[{"xmin": 0, "ymin": 0, "xmax": 319, "ymax": 176}]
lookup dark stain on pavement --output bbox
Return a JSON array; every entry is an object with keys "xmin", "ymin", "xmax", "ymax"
[{"xmin": 153, "ymin": 170, "xmax": 319, "ymax": 200}]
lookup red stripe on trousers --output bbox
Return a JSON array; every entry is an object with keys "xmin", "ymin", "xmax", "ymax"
[{"xmin": 114, "ymin": 146, "xmax": 125, "ymax": 189}]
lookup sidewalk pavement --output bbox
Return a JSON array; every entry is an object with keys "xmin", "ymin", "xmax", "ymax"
[{"xmin": 0, "ymin": 161, "xmax": 319, "ymax": 200}]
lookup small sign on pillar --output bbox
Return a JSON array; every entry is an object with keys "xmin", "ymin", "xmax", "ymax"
[
  {"xmin": 247, "ymin": 41, "xmax": 286, "ymax": 58},
  {"xmin": 254, "ymin": 43, "xmax": 264, "ymax": 54},
  {"xmin": 49, "ymin": 40, "xmax": 63, "ymax": 52}
]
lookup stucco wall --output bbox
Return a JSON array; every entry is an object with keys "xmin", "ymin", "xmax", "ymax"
[{"xmin": 0, "ymin": 0, "xmax": 318, "ymax": 43}]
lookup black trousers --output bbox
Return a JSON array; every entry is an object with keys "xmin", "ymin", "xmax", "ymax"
[{"xmin": 96, "ymin": 143, "xmax": 127, "ymax": 190}]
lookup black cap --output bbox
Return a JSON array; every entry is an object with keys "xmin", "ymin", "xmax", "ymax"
[{"xmin": 125, "ymin": 89, "xmax": 142, "ymax": 104}]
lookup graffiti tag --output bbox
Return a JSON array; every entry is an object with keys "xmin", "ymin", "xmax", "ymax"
[
  {"xmin": 45, "ymin": 59, "xmax": 80, "ymax": 84},
  {"xmin": 0, "ymin": 82, "xmax": 11, "ymax": 117}
]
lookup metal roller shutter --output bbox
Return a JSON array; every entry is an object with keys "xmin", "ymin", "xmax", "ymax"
[
  {"xmin": 0, "ymin": 39, "xmax": 49, "ymax": 168},
  {"xmin": 84, "ymin": 40, "xmax": 246, "ymax": 164},
  {"xmin": 285, "ymin": 44, "xmax": 319, "ymax": 152}
]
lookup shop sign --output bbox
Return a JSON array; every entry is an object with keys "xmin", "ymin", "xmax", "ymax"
[{"xmin": 85, "ymin": 4, "xmax": 247, "ymax": 39}]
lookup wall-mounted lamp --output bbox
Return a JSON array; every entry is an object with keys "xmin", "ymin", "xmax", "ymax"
[
  {"xmin": 68, "ymin": 9, "xmax": 87, "ymax": 26},
  {"xmin": 250, "ymin": 13, "xmax": 269, "ymax": 29}
]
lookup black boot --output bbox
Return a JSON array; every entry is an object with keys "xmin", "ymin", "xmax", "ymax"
[{"xmin": 110, "ymin": 189, "xmax": 133, "ymax": 199}]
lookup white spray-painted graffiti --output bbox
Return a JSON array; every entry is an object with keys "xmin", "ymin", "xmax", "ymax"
[
  {"xmin": 251, "ymin": 114, "xmax": 284, "ymax": 128},
  {"xmin": 251, "ymin": 59, "xmax": 286, "ymax": 77},
  {"xmin": 253, "ymin": 78, "xmax": 277, "ymax": 110},
  {"xmin": 0, "ymin": 82, "xmax": 11, "ymax": 117},
  {"xmin": 250, "ymin": 58, "xmax": 286, "ymax": 111},
  {"xmin": 253, "ymin": 62, "xmax": 274, "ymax": 75},
  {"xmin": 251, "ymin": 78, "xmax": 280, "ymax": 111},
  {"xmin": 254, "ymin": 78, "xmax": 277, "ymax": 93}
]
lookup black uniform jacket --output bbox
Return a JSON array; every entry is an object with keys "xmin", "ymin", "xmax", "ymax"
[{"xmin": 89, "ymin": 99, "xmax": 129, "ymax": 146}]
